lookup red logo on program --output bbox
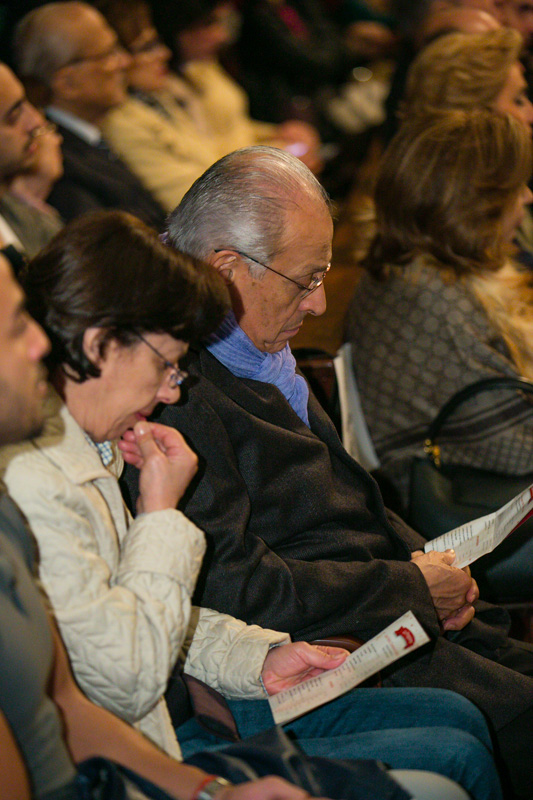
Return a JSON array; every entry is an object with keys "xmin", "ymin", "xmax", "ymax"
[{"xmin": 395, "ymin": 626, "xmax": 415, "ymax": 649}]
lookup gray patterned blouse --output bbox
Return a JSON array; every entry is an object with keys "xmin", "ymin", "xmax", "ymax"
[{"xmin": 346, "ymin": 258, "xmax": 533, "ymax": 508}]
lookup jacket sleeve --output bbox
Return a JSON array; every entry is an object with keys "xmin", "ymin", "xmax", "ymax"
[
  {"xmin": 386, "ymin": 508, "xmax": 428, "ymax": 552},
  {"xmin": 4, "ymin": 456, "xmax": 206, "ymax": 724},
  {"xmin": 183, "ymin": 607, "xmax": 290, "ymax": 698}
]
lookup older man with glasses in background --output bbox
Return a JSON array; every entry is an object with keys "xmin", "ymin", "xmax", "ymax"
[{"xmin": 12, "ymin": 1, "xmax": 167, "ymax": 229}]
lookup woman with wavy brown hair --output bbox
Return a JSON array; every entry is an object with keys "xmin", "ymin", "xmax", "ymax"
[
  {"xmin": 346, "ymin": 108, "xmax": 533, "ymax": 596},
  {"xmin": 403, "ymin": 28, "xmax": 533, "ymax": 124},
  {"xmin": 402, "ymin": 27, "xmax": 533, "ymax": 258}
]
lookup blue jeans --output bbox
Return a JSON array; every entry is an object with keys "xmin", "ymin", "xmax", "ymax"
[{"xmin": 177, "ymin": 687, "xmax": 502, "ymax": 800}]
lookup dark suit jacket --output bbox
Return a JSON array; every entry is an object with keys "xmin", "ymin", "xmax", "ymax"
[
  {"xmin": 47, "ymin": 125, "xmax": 166, "ymax": 230},
  {"xmin": 123, "ymin": 345, "xmax": 533, "ymax": 731}
]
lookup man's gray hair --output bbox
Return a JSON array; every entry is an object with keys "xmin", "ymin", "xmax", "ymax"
[
  {"xmin": 166, "ymin": 146, "xmax": 331, "ymax": 276},
  {"xmin": 14, "ymin": 2, "xmax": 95, "ymax": 86}
]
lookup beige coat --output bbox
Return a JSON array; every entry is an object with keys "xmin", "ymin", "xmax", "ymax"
[
  {"xmin": 101, "ymin": 61, "xmax": 277, "ymax": 211},
  {"xmin": 0, "ymin": 388, "xmax": 289, "ymax": 757}
]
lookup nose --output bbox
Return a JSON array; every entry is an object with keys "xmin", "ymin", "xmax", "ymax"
[
  {"xmin": 159, "ymin": 42, "xmax": 172, "ymax": 61},
  {"xmin": 28, "ymin": 318, "xmax": 50, "ymax": 361},
  {"xmin": 524, "ymin": 97, "xmax": 533, "ymax": 126},
  {"xmin": 300, "ymin": 282, "xmax": 327, "ymax": 317},
  {"xmin": 155, "ymin": 379, "xmax": 182, "ymax": 406},
  {"xmin": 525, "ymin": 186, "xmax": 533, "ymax": 204},
  {"xmin": 25, "ymin": 101, "xmax": 44, "ymax": 135}
]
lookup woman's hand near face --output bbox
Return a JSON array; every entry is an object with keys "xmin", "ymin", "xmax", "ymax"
[{"xmin": 119, "ymin": 421, "xmax": 197, "ymax": 513}]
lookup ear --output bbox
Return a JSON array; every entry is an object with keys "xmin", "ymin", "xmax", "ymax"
[
  {"xmin": 82, "ymin": 327, "xmax": 112, "ymax": 367},
  {"xmin": 208, "ymin": 249, "xmax": 238, "ymax": 285},
  {"xmin": 50, "ymin": 65, "xmax": 79, "ymax": 101}
]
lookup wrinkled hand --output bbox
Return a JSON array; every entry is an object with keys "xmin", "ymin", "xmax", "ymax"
[
  {"xmin": 441, "ymin": 603, "xmax": 476, "ymax": 632},
  {"xmin": 261, "ymin": 642, "xmax": 349, "ymax": 695},
  {"xmin": 442, "ymin": 565, "xmax": 478, "ymax": 631},
  {"xmin": 411, "ymin": 549, "xmax": 479, "ymax": 630},
  {"xmin": 118, "ymin": 421, "xmax": 197, "ymax": 514},
  {"xmin": 217, "ymin": 777, "xmax": 330, "ymax": 800}
]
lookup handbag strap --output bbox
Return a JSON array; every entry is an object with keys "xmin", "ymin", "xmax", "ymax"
[{"xmin": 425, "ymin": 376, "xmax": 533, "ymax": 466}]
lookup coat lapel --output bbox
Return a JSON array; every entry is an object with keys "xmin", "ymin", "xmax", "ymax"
[{"xmin": 197, "ymin": 347, "xmax": 317, "ymax": 438}]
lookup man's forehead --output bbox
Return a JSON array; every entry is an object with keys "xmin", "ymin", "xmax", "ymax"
[
  {"xmin": 0, "ymin": 254, "xmax": 19, "ymax": 290},
  {"xmin": 53, "ymin": 5, "xmax": 115, "ymax": 60},
  {"xmin": 77, "ymin": 19, "xmax": 116, "ymax": 50},
  {"xmin": 0, "ymin": 65, "xmax": 24, "ymax": 119},
  {"xmin": 285, "ymin": 186, "xmax": 330, "ymax": 215},
  {"xmin": 0, "ymin": 257, "xmax": 23, "ymax": 323},
  {"xmin": 280, "ymin": 212, "xmax": 333, "ymax": 267},
  {"xmin": 71, "ymin": 8, "xmax": 115, "ymax": 46}
]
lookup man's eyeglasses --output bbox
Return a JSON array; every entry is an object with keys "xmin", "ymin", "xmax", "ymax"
[
  {"xmin": 136, "ymin": 333, "xmax": 188, "ymax": 388},
  {"xmin": 30, "ymin": 121, "xmax": 58, "ymax": 139},
  {"xmin": 214, "ymin": 249, "xmax": 330, "ymax": 297},
  {"xmin": 63, "ymin": 43, "xmax": 125, "ymax": 68}
]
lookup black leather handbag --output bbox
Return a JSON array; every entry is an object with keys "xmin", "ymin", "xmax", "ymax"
[
  {"xmin": 407, "ymin": 377, "xmax": 533, "ymax": 600},
  {"xmin": 188, "ymin": 725, "xmax": 410, "ymax": 800},
  {"xmin": 76, "ymin": 727, "xmax": 410, "ymax": 800}
]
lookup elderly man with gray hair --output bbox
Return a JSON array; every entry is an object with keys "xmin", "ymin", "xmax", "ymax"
[
  {"xmin": 122, "ymin": 145, "xmax": 533, "ymax": 799},
  {"xmin": 13, "ymin": 1, "xmax": 166, "ymax": 228}
]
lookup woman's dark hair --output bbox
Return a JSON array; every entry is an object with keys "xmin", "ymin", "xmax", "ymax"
[
  {"xmin": 363, "ymin": 108, "xmax": 532, "ymax": 279},
  {"xmin": 22, "ymin": 210, "xmax": 229, "ymax": 381},
  {"xmin": 93, "ymin": 0, "xmax": 153, "ymax": 51},
  {"xmin": 149, "ymin": 0, "xmax": 222, "ymax": 62}
]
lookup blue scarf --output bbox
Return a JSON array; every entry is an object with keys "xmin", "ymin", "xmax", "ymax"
[{"xmin": 206, "ymin": 311, "xmax": 310, "ymax": 426}]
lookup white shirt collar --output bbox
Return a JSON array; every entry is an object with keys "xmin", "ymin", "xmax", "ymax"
[
  {"xmin": 46, "ymin": 107, "xmax": 102, "ymax": 146},
  {"xmin": 0, "ymin": 214, "xmax": 23, "ymax": 249}
]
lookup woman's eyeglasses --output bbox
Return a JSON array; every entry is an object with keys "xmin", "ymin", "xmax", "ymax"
[{"xmin": 136, "ymin": 334, "xmax": 188, "ymax": 388}]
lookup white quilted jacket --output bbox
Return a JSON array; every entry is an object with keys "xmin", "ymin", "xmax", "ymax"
[{"xmin": 0, "ymin": 389, "xmax": 289, "ymax": 757}]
